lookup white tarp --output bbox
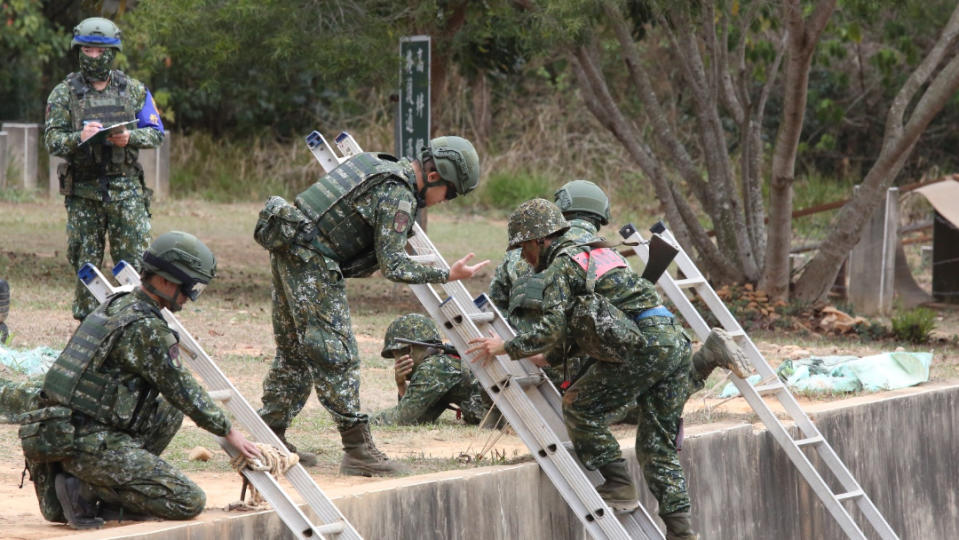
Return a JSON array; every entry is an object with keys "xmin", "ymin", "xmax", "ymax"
[
  {"xmin": 720, "ymin": 351, "xmax": 932, "ymax": 397},
  {"xmin": 914, "ymin": 178, "xmax": 959, "ymax": 228}
]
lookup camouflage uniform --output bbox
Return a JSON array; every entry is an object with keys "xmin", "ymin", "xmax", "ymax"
[
  {"xmin": 371, "ymin": 352, "xmax": 488, "ymax": 426},
  {"xmin": 491, "ymin": 220, "xmax": 639, "ymax": 424},
  {"xmin": 503, "ymin": 233, "xmax": 696, "ymax": 516},
  {"xmin": 257, "ymin": 159, "xmax": 450, "ymax": 433},
  {"xmin": 44, "ymin": 69, "xmax": 164, "ymax": 320},
  {"xmin": 28, "ymin": 289, "xmax": 228, "ymax": 521}
]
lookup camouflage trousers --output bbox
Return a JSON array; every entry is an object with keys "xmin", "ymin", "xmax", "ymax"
[
  {"xmin": 258, "ymin": 250, "xmax": 366, "ymax": 432},
  {"xmin": 1, "ymin": 379, "xmax": 188, "ymax": 521},
  {"xmin": 563, "ymin": 316, "xmax": 694, "ymax": 516},
  {"xmin": 66, "ymin": 193, "xmax": 151, "ymax": 321}
]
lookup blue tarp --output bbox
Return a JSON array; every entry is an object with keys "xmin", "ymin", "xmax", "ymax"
[{"xmin": 719, "ymin": 351, "xmax": 932, "ymax": 397}]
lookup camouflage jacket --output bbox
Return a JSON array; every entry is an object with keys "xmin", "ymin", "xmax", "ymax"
[
  {"xmin": 370, "ymin": 352, "xmax": 487, "ymax": 426},
  {"xmin": 503, "ymin": 234, "xmax": 661, "ymax": 359},
  {"xmin": 352, "ymin": 175, "xmax": 449, "ymax": 283},
  {"xmin": 44, "ymin": 70, "xmax": 164, "ymax": 201},
  {"xmin": 72, "ymin": 289, "xmax": 230, "ymax": 437},
  {"xmin": 488, "ymin": 219, "xmax": 599, "ymax": 311}
]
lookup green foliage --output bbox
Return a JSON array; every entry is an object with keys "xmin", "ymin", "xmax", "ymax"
[
  {"xmin": 478, "ymin": 171, "xmax": 552, "ymax": 211},
  {"xmin": 891, "ymin": 307, "xmax": 937, "ymax": 344},
  {"xmin": 853, "ymin": 321, "xmax": 888, "ymax": 342}
]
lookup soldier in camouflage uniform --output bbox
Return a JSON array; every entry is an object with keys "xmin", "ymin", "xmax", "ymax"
[
  {"xmin": 371, "ymin": 314, "xmax": 489, "ymax": 426},
  {"xmin": 44, "ymin": 18, "xmax": 165, "ymax": 321},
  {"xmin": 489, "ymin": 181, "xmax": 636, "ymax": 427},
  {"xmin": 14, "ymin": 232, "xmax": 259, "ymax": 529},
  {"xmin": 469, "ymin": 199, "xmax": 724, "ymax": 539},
  {"xmin": 253, "ymin": 136, "xmax": 487, "ymax": 474}
]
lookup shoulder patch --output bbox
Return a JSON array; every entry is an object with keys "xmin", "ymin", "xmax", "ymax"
[
  {"xmin": 397, "ymin": 199, "xmax": 412, "ymax": 214},
  {"xmin": 161, "ymin": 331, "xmax": 182, "ymax": 369},
  {"xmin": 393, "ymin": 210, "xmax": 411, "ymax": 233}
]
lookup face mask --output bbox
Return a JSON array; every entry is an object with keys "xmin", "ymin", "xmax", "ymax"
[{"xmin": 79, "ymin": 48, "xmax": 116, "ymax": 81}]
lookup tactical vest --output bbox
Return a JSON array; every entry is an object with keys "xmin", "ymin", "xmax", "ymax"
[
  {"xmin": 294, "ymin": 152, "xmax": 414, "ymax": 269},
  {"xmin": 42, "ymin": 292, "xmax": 159, "ymax": 431},
  {"xmin": 66, "ymin": 71, "xmax": 140, "ymax": 178},
  {"xmin": 508, "ymin": 273, "xmax": 546, "ymax": 318}
]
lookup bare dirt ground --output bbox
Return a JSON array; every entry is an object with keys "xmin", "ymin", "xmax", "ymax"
[{"xmin": 1, "ymin": 198, "xmax": 957, "ymax": 539}]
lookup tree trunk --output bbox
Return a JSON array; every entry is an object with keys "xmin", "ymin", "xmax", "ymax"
[
  {"xmin": 759, "ymin": 0, "xmax": 836, "ymax": 300},
  {"xmin": 794, "ymin": 5, "xmax": 959, "ymax": 303}
]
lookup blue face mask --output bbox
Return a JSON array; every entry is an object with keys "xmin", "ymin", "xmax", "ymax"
[{"xmin": 79, "ymin": 48, "xmax": 116, "ymax": 81}]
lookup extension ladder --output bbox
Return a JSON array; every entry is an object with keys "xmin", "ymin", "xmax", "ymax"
[
  {"xmin": 306, "ymin": 130, "xmax": 663, "ymax": 540},
  {"xmin": 79, "ymin": 263, "xmax": 360, "ymax": 540},
  {"xmin": 618, "ymin": 223, "xmax": 899, "ymax": 540}
]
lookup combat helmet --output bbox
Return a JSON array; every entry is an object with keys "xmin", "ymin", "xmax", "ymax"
[
  {"xmin": 420, "ymin": 136, "xmax": 480, "ymax": 200},
  {"xmin": 142, "ymin": 231, "xmax": 216, "ymax": 301},
  {"xmin": 554, "ymin": 180, "xmax": 610, "ymax": 225},
  {"xmin": 507, "ymin": 198, "xmax": 570, "ymax": 249},
  {"xmin": 381, "ymin": 313, "xmax": 442, "ymax": 358},
  {"xmin": 72, "ymin": 17, "xmax": 122, "ymax": 51}
]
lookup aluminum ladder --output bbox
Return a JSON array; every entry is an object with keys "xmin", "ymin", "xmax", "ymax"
[
  {"xmin": 79, "ymin": 263, "xmax": 361, "ymax": 540},
  {"xmin": 618, "ymin": 222, "xmax": 899, "ymax": 540},
  {"xmin": 306, "ymin": 130, "xmax": 664, "ymax": 540}
]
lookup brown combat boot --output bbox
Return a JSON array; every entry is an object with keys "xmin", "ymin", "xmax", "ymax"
[
  {"xmin": 54, "ymin": 474, "xmax": 104, "ymax": 530},
  {"xmin": 661, "ymin": 511, "xmax": 699, "ymax": 539},
  {"xmin": 692, "ymin": 327, "xmax": 750, "ymax": 380},
  {"xmin": 272, "ymin": 427, "xmax": 318, "ymax": 467},
  {"xmin": 339, "ymin": 422, "xmax": 407, "ymax": 477},
  {"xmin": 596, "ymin": 459, "xmax": 640, "ymax": 512}
]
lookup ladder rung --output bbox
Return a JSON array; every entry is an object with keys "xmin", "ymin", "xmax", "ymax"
[
  {"xmin": 469, "ymin": 312, "xmax": 495, "ymax": 324},
  {"xmin": 208, "ymin": 389, "xmax": 232, "ymax": 402},
  {"xmin": 409, "ymin": 254, "xmax": 439, "ymax": 264},
  {"xmin": 752, "ymin": 382, "xmax": 786, "ymax": 395},
  {"xmin": 724, "ymin": 329, "xmax": 746, "ymax": 338},
  {"xmin": 794, "ymin": 436, "xmax": 824, "ymax": 447},
  {"xmin": 315, "ymin": 521, "xmax": 346, "ymax": 535},
  {"xmin": 834, "ymin": 490, "xmax": 865, "ymax": 502},
  {"xmin": 673, "ymin": 277, "xmax": 706, "ymax": 288},
  {"xmin": 513, "ymin": 374, "xmax": 547, "ymax": 388}
]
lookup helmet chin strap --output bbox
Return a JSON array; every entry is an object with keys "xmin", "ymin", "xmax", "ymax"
[{"xmin": 142, "ymin": 279, "xmax": 185, "ymax": 312}]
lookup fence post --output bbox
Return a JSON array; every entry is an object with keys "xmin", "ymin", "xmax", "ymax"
[
  {"xmin": 0, "ymin": 123, "xmax": 39, "ymax": 191},
  {"xmin": 848, "ymin": 187, "xmax": 899, "ymax": 315}
]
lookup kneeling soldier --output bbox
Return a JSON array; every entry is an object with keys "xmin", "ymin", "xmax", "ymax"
[{"xmin": 17, "ymin": 231, "xmax": 259, "ymax": 529}]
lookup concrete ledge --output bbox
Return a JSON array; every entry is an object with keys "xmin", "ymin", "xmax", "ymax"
[{"xmin": 66, "ymin": 383, "xmax": 959, "ymax": 539}]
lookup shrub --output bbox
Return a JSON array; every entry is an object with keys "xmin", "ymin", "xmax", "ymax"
[{"xmin": 891, "ymin": 307, "xmax": 937, "ymax": 344}]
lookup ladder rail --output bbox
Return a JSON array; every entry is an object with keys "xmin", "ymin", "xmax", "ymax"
[
  {"xmin": 82, "ymin": 263, "xmax": 360, "ymax": 540},
  {"xmin": 621, "ymin": 226, "xmax": 899, "ymax": 540}
]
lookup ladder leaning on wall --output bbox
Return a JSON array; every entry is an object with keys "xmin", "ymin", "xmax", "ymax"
[
  {"xmin": 309, "ymin": 130, "xmax": 664, "ymax": 539},
  {"xmin": 618, "ymin": 221, "xmax": 900, "ymax": 540}
]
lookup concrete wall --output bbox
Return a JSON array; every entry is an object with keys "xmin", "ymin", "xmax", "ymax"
[{"xmin": 89, "ymin": 384, "xmax": 959, "ymax": 540}]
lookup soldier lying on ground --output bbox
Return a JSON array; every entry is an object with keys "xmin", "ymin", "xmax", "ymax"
[
  {"xmin": 370, "ymin": 313, "xmax": 491, "ymax": 427},
  {"xmin": 468, "ymin": 199, "xmax": 749, "ymax": 539},
  {"xmin": 9, "ymin": 231, "xmax": 259, "ymax": 530}
]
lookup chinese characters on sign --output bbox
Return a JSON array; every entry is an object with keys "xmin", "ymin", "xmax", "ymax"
[{"xmin": 396, "ymin": 36, "xmax": 430, "ymax": 160}]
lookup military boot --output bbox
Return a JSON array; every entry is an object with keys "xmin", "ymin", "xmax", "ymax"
[
  {"xmin": 692, "ymin": 327, "xmax": 750, "ymax": 380},
  {"xmin": 661, "ymin": 511, "xmax": 699, "ymax": 540},
  {"xmin": 339, "ymin": 422, "xmax": 407, "ymax": 477},
  {"xmin": 54, "ymin": 474, "xmax": 104, "ymax": 530},
  {"xmin": 596, "ymin": 459, "xmax": 639, "ymax": 512},
  {"xmin": 272, "ymin": 427, "xmax": 318, "ymax": 467}
]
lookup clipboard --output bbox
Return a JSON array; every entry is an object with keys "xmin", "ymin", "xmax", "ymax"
[{"xmin": 79, "ymin": 119, "xmax": 137, "ymax": 146}]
